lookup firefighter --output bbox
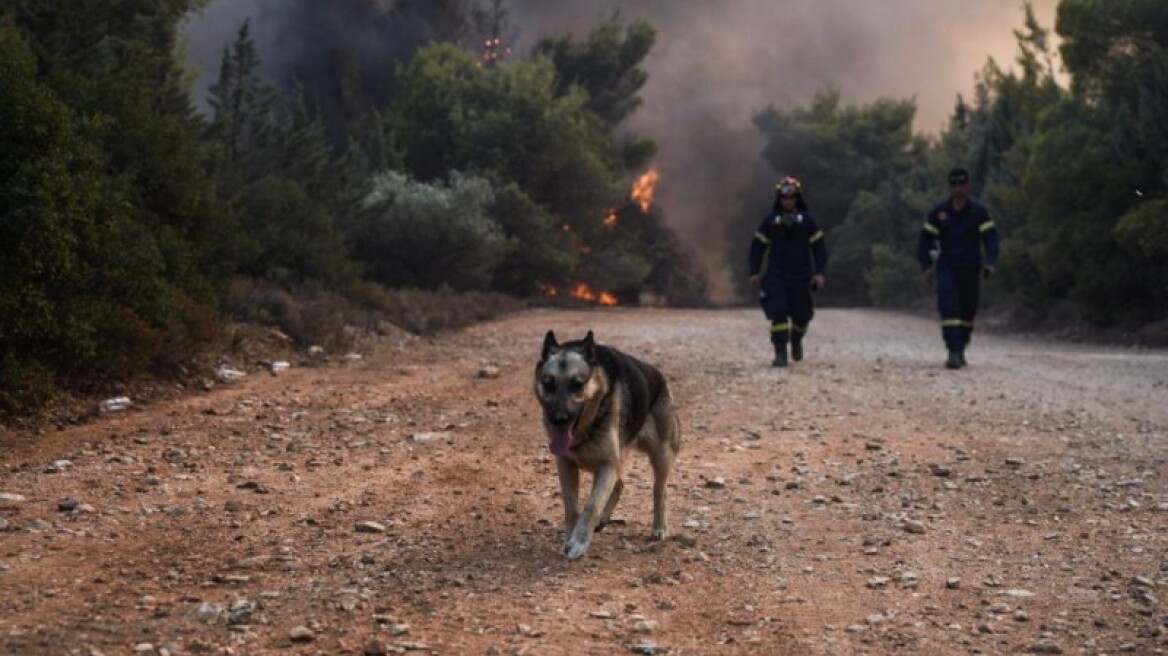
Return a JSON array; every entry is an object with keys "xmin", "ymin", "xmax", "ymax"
[
  {"xmin": 748, "ymin": 176, "xmax": 828, "ymax": 367},
  {"xmin": 917, "ymin": 167, "xmax": 1000, "ymax": 369}
]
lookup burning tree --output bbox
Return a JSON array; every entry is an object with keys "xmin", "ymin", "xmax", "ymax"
[
  {"xmin": 547, "ymin": 163, "xmax": 707, "ymax": 307},
  {"xmin": 472, "ymin": 0, "xmax": 514, "ymax": 68},
  {"xmin": 630, "ymin": 165, "xmax": 659, "ymax": 213}
]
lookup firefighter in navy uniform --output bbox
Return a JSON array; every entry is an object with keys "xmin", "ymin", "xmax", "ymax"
[
  {"xmin": 748, "ymin": 176, "xmax": 828, "ymax": 367},
  {"xmin": 917, "ymin": 167, "xmax": 1000, "ymax": 369}
]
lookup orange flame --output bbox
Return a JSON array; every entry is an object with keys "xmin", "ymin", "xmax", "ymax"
[
  {"xmin": 631, "ymin": 165, "xmax": 659, "ymax": 213},
  {"xmin": 603, "ymin": 209, "xmax": 618, "ymax": 228},
  {"xmin": 477, "ymin": 36, "xmax": 512, "ymax": 68},
  {"xmin": 537, "ymin": 283, "xmax": 557, "ymax": 297},
  {"xmin": 569, "ymin": 283, "xmax": 618, "ymax": 306}
]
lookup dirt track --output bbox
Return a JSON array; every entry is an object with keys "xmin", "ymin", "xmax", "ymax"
[{"xmin": 2, "ymin": 307, "xmax": 1167, "ymax": 656}]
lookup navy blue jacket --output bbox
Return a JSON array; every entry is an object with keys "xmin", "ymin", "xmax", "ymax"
[
  {"xmin": 916, "ymin": 198, "xmax": 1000, "ymax": 270},
  {"xmin": 749, "ymin": 210, "xmax": 828, "ymax": 281}
]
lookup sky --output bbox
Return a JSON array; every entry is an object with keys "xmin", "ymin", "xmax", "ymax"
[{"xmin": 183, "ymin": 0, "xmax": 1062, "ymax": 301}]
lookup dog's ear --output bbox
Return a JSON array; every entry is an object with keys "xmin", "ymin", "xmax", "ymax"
[
  {"xmin": 541, "ymin": 330, "xmax": 558, "ymax": 360},
  {"xmin": 581, "ymin": 330, "xmax": 596, "ymax": 362}
]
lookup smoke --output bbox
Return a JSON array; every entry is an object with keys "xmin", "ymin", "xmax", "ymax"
[
  {"xmin": 182, "ymin": 0, "xmax": 1059, "ymax": 302},
  {"xmin": 506, "ymin": 0, "xmax": 1061, "ymax": 301},
  {"xmin": 181, "ymin": 0, "xmax": 284, "ymax": 113},
  {"xmin": 182, "ymin": 0, "xmax": 468, "ymax": 141}
]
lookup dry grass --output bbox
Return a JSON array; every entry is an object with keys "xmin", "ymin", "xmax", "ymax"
[{"xmin": 223, "ymin": 277, "xmax": 531, "ymax": 351}]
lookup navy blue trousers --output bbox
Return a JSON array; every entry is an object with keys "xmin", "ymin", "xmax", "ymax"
[
  {"xmin": 759, "ymin": 278, "xmax": 814, "ymax": 345},
  {"xmin": 936, "ymin": 264, "xmax": 981, "ymax": 351}
]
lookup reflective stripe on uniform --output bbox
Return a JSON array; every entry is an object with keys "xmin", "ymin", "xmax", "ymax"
[
  {"xmin": 941, "ymin": 319, "xmax": 974, "ymax": 327},
  {"xmin": 792, "ymin": 323, "xmax": 807, "ymax": 334},
  {"xmin": 979, "ymin": 221, "xmax": 996, "ymax": 233},
  {"xmin": 754, "ymin": 231, "xmax": 771, "ymax": 244},
  {"xmin": 923, "ymin": 223, "xmax": 939, "ymax": 235},
  {"xmin": 809, "ymin": 230, "xmax": 824, "ymax": 243},
  {"xmin": 770, "ymin": 321, "xmax": 790, "ymax": 333}
]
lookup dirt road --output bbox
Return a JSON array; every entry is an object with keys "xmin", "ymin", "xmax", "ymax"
[{"xmin": 2, "ymin": 308, "xmax": 1166, "ymax": 656}]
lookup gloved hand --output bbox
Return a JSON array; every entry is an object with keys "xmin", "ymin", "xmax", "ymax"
[
  {"xmin": 810, "ymin": 274, "xmax": 825, "ymax": 291},
  {"xmin": 748, "ymin": 275, "xmax": 761, "ymax": 289},
  {"xmin": 982, "ymin": 265, "xmax": 996, "ymax": 279}
]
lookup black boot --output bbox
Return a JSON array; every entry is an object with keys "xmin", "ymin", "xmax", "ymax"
[
  {"xmin": 945, "ymin": 350, "xmax": 962, "ymax": 369},
  {"xmin": 772, "ymin": 341, "xmax": 788, "ymax": 367},
  {"xmin": 958, "ymin": 349, "xmax": 967, "ymax": 367},
  {"xmin": 790, "ymin": 335, "xmax": 804, "ymax": 362}
]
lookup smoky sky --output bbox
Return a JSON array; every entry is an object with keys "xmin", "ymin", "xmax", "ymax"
[{"xmin": 183, "ymin": 0, "xmax": 1059, "ymax": 301}]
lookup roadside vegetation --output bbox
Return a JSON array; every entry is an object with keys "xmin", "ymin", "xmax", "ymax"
[{"xmin": 1, "ymin": 1, "xmax": 1165, "ymax": 420}]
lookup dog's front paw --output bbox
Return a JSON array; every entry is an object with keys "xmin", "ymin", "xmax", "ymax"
[
  {"xmin": 650, "ymin": 524, "xmax": 668, "ymax": 541},
  {"xmin": 562, "ymin": 537, "xmax": 590, "ymax": 560}
]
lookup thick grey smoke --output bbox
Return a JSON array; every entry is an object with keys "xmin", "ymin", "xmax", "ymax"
[{"xmin": 183, "ymin": 0, "xmax": 1059, "ymax": 301}]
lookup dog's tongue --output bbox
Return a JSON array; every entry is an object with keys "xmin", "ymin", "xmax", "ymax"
[{"xmin": 548, "ymin": 426, "xmax": 573, "ymax": 456}]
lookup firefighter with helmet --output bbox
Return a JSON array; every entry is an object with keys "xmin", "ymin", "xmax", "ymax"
[{"xmin": 748, "ymin": 176, "xmax": 828, "ymax": 367}]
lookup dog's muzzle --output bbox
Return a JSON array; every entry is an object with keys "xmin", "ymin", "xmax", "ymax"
[
  {"xmin": 546, "ymin": 411, "xmax": 576, "ymax": 456},
  {"xmin": 547, "ymin": 410, "xmax": 572, "ymax": 427}
]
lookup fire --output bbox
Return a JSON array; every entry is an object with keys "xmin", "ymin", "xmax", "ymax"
[
  {"xmin": 569, "ymin": 283, "xmax": 618, "ymax": 306},
  {"xmin": 537, "ymin": 282, "xmax": 618, "ymax": 305},
  {"xmin": 603, "ymin": 209, "xmax": 618, "ymax": 227},
  {"xmin": 477, "ymin": 36, "xmax": 512, "ymax": 68},
  {"xmin": 630, "ymin": 165, "xmax": 659, "ymax": 213}
]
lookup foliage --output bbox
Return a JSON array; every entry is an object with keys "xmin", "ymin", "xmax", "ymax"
[
  {"xmin": 865, "ymin": 244, "xmax": 924, "ymax": 308},
  {"xmin": 1057, "ymin": 0, "xmax": 1168, "ymax": 103},
  {"xmin": 731, "ymin": 1, "xmax": 1168, "ymax": 327},
  {"xmin": 341, "ymin": 282, "xmax": 527, "ymax": 336},
  {"xmin": 390, "ymin": 43, "xmax": 622, "ymax": 221},
  {"xmin": 640, "ymin": 212, "xmax": 712, "ymax": 307},
  {"xmin": 232, "ymin": 176, "xmax": 352, "ymax": 285},
  {"xmin": 0, "ymin": 3, "xmax": 700, "ymax": 421},
  {"xmin": 0, "ymin": 2, "xmax": 228, "ymax": 416},
  {"xmin": 488, "ymin": 182, "xmax": 579, "ymax": 296},
  {"xmin": 743, "ymin": 90, "xmax": 925, "ymax": 304},
  {"xmin": 18, "ymin": 0, "xmax": 1167, "ymax": 423},
  {"xmin": 987, "ymin": 0, "xmax": 1168, "ymax": 324},
  {"xmin": 224, "ymin": 277, "xmax": 526, "ymax": 349},
  {"xmin": 389, "ymin": 35, "xmax": 682, "ymax": 302},
  {"xmin": 533, "ymin": 14, "xmax": 655, "ymax": 130},
  {"xmin": 206, "ymin": 22, "xmax": 362, "ymax": 286},
  {"xmin": 356, "ymin": 171, "xmax": 507, "ymax": 290}
]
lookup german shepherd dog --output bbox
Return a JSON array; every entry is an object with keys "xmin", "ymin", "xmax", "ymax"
[{"xmin": 534, "ymin": 330, "xmax": 682, "ymax": 560}]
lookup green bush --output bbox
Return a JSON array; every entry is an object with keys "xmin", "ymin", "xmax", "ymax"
[
  {"xmin": 356, "ymin": 171, "xmax": 507, "ymax": 290},
  {"xmin": 865, "ymin": 244, "xmax": 922, "ymax": 308}
]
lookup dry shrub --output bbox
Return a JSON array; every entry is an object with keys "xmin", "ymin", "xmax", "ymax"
[
  {"xmin": 0, "ymin": 359, "xmax": 57, "ymax": 421},
  {"xmin": 225, "ymin": 278, "xmax": 300, "ymax": 328},
  {"xmin": 225, "ymin": 277, "xmax": 354, "ymax": 351},
  {"xmin": 226, "ymin": 277, "xmax": 526, "ymax": 349},
  {"xmin": 343, "ymin": 280, "xmax": 409, "ymax": 320},
  {"xmin": 342, "ymin": 282, "xmax": 526, "ymax": 335},
  {"xmin": 155, "ymin": 292, "xmax": 224, "ymax": 372},
  {"xmin": 88, "ymin": 308, "xmax": 163, "ymax": 383}
]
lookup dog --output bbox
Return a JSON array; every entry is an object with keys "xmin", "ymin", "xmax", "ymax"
[{"xmin": 533, "ymin": 330, "xmax": 682, "ymax": 560}]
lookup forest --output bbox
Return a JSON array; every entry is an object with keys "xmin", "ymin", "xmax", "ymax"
[{"xmin": 1, "ymin": 0, "xmax": 1165, "ymax": 418}]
